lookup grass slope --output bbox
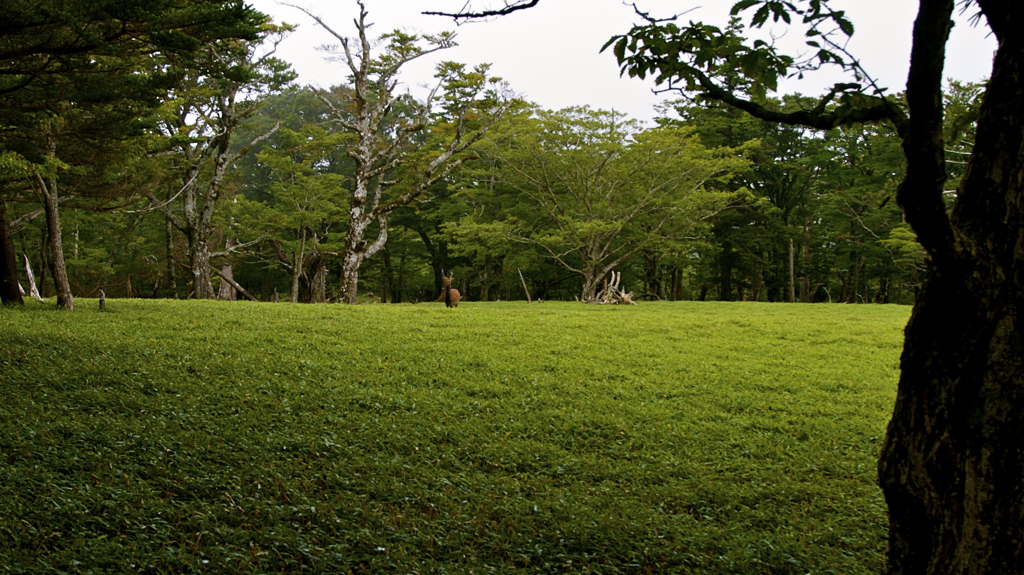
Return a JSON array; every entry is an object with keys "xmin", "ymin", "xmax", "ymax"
[{"xmin": 0, "ymin": 300, "xmax": 909, "ymax": 574}]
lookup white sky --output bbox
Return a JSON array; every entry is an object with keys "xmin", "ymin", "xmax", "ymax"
[{"xmin": 248, "ymin": 0, "xmax": 996, "ymax": 124}]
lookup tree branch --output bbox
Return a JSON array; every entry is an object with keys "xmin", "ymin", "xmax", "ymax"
[
  {"xmin": 895, "ymin": 0, "xmax": 956, "ymax": 264},
  {"xmin": 424, "ymin": 0, "xmax": 540, "ymax": 21}
]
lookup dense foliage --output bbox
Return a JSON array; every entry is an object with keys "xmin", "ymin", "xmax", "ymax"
[{"xmin": 1, "ymin": 299, "xmax": 907, "ymax": 573}]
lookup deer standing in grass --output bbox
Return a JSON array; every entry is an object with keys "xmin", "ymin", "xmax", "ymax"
[{"xmin": 442, "ymin": 270, "xmax": 460, "ymax": 308}]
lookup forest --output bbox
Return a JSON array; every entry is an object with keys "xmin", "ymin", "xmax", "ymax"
[{"xmin": 0, "ymin": 2, "xmax": 983, "ymax": 309}]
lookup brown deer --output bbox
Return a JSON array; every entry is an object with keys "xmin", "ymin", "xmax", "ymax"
[{"xmin": 442, "ymin": 270, "xmax": 461, "ymax": 308}]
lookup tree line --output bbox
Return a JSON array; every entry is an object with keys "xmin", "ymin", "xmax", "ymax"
[{"xmin": 0, "ymin": 2, "xmax": 979, "ymax": 308}]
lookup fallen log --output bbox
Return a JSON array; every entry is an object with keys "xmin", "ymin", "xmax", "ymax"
[{"xmin": 213, "ymin": 269, "xmax": 258, "ymax": 302}]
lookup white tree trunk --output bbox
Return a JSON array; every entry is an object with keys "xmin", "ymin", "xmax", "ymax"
[{"xmin": 23, "ymin": 254, "xmax": 43, "ymax": 301}]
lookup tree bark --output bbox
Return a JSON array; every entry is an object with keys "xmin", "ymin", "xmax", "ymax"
[
  {"xmin": 37, "ymin": 175, "xmax": 73, "ymax": 310},
  {"xmin": 165, "ymin": 207, "xmax": 178, "ymax": 299},
  {"xmin": 23, "ymin": 254, "xmax": 42, "ymax": 301},
  {"xmin": 877, "ymin": 3, "xmax": 1024, "ymax": 574},
  {"xmin": 339, "ymin": 248, "xmax": 363, "ymax": 304},
  {"xmin": 393, "ymin": 253, "xmax": 406, "ymax": 304},
  {"xmin": 186, "ymin": 227, "xmax": 214, "ymax": 300},
  {"xmin": 788, "ymin": 237, "xmax": 796, "ymax": 303},
  {"xmin": 0, "ymin": 197, "xmax": 24, "ymax": 305},
  {"xmin": 217, "ymin": 237, "xmax": 237, "ymax": 301},
  {"xmin": 479, "ymin": 255, "xmax": 495, "ymax": 302},
  {"xmin": 579, "ymin": 267, "xmax": 602, "ymax": 302},
  {"xmin": 290, "ymin": 229, "xmax": 306, "ymax": 303},
  {"xmin": 380, "ymin": 247, "xmax": 394, "ymax": 303}
]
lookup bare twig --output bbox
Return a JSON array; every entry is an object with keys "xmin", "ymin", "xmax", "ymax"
[{"xmin": 424, "ymin": 0, "xmax": 540, "ymax": 21}]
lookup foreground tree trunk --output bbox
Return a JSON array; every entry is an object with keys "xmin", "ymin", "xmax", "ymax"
[
  {"xmin": 878, "ymin": 6, "xmax": 1024, "ymax": 572},
  {"xmin": 0, "ymin": 198, "xmax": 24, "ymax": 305}
]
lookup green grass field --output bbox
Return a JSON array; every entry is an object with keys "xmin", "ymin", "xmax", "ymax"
[{"xmin": 0, "ymin": 299, "xmax": 909, "ymax": 574}]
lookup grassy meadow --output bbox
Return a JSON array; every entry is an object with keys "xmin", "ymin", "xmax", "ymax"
[{"xmin": 0, "ymin": 299, "xmax": 910, "ymax": 574}]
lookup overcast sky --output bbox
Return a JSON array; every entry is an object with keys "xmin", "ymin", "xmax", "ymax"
[{"xmin": 247, "ymin": 0, "xmax": 996, "ymax": 124}]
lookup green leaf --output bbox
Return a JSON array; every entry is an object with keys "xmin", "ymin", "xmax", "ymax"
[
  {"xmin": 837, "ymin": 16, "xmax": 855, "ymax": 36},
  {"xmin": 730, "ymin": 0, "xmax": 761, "ymax": 15},
  {"xmin": 614, "ymin": 37, "xmax": 627, "ymax": 63},
  {"xmin": 752, "ymin": 5, "xmax": 771, "ymax": 27}
]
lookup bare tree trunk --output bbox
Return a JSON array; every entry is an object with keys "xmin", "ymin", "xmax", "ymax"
[
  {"xmin": 217, "ymin": 237, "xmax": 237, "ymax": 300},
  {"xmin": 24, "ymin": 254, "xmax": 43, "ymax": 301},
  {"xmin": 166, "ymin": 208, "xmax": 178, "ymax": 299},
  {"xmin": 579, "ymin": 266, "xmax": 604, "ymax": 302},
  {"xmin": 291, "ymin": 229, "xmax": 306, "ymax": 303},
  {"xmin": 719, "ymin": 240, "xmax": 734, "ymax": 301},
  {"xmin": 37, "ymin": 175, "xmax": 72, "ymax": 310},
  {"xmin": 0, "ymin": 197, "xmax": 24, "ymax": 305},
  {"xmin": 380, "ymin": 247, "xmax": 394, "ymax": 303},
  {"xmin": 38, "ymin": 242, "xmax": 48, "ymax": 298},
  {"xmin": 877, "ymin": 5, "xmax": 1024, "ymax": 573},
  {"xmin": 788, "ymin": 237, "xmax": 796, "ymax": 303},
  {"xmin": 393, "ymin": 253, "xmax": 406, "ymax": 304},
  {"xmin": 479, "ymin": 255, "xmax": 494, "ymax": 302},
  {"xmin": 340, "ymin": 250, "xmax": 362, "ymax": 305},
  {"xmin": 186, "ymin": 228, "xmax": 214, "ymax": 300},
  {"xmin": 316, "ymin": 265, "xmax": 326, "ymax": 303}
]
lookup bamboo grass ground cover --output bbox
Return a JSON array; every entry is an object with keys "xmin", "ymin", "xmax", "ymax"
[{"xmin": 0, "ymin": 299, "xmax": 908, "ymax": 574}]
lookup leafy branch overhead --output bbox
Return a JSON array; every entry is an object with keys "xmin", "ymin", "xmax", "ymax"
[
  {"xmin": 422, "ymin": 0, "xmax": 540, "ymax": 21},
  {"xmin": 603, "ymin": 1, "xmax": 907, "ymax": 135}
]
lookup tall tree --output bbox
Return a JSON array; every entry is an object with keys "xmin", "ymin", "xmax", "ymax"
[
  {"xmin": 147, "ymin": 27, "xmax": 293, "ymax": 299},
  {"xmin": 289, "ymin": 0, "xmax": 512, "ymax": 304},
  {"xmin": 603, "ymin": 0, "xmax": 1020, "ymax": 571}
]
